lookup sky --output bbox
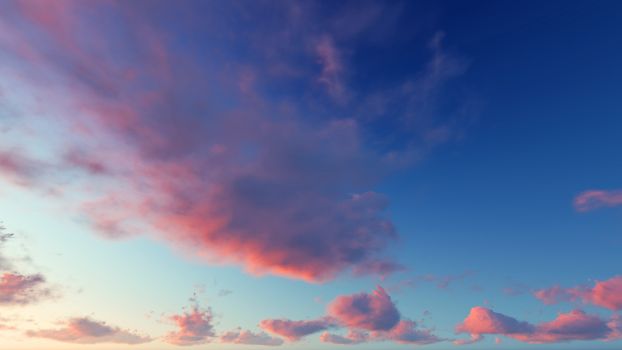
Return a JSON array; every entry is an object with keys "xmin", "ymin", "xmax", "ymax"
[{"xmin": 0, "ymin": 0, "xmax": 621, "ymax": 349}]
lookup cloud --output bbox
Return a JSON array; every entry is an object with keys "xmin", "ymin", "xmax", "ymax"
[
  {"xmin": 165, "ymin": 304, "xmax": 215, "ymax": 346},
  {"xmin": 259, "ymin": 318, "xmax": 335, "ymax": 341},
  {"xmin": 327, "ymin": 285, "xmax": 400, "ymax": 331},
  {"xmin": 574, "ymin": 190, "xmax": 622, "ymax": 212},
  {"xmin": 220, "ymin": 329, "xmax": 284, "ymax": 346},
  {"xmin": 0, "ymin": 1, "xmax": 468, "ymax": 283},
  {"xmin": 0, "ymin": 272, "xmax": 49, "ymax": 305},
  {"xmin": 264, "ymin": 286, "xmax": 441, "ymax": 346},
  {"xmin": 456, "ymin": 307, "xmax": 615, "ymax": 344},
  {"xmin": 26, "ymin": 317, "xmax": 151, "ymax": 344},
  {"xmin": 456, "ymin": 306, "xmax": 534, "ymax": 335},
  {"xmin": 534, "ymin": 276, "xmax": 622, "ymax": 311},
  {"xmin": 608, "ymin": 314, "xmax": 622, "ymax": 340},
  {"xmin": 0, "ymin": 149, "xmax": 48, "ymax": 187},
  {"xmin": 315, "ymin": 35, "xmax": 348, "ymax": 102}
]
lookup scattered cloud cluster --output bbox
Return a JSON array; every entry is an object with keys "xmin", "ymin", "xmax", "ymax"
[
  {"xmin": 0, "ymin": 273, "xmax": 49, "ymax": 305},
  {"xmin": 534, "ymin": 276, "xmax": 622, "ymax": 311},
  {"xmin": 261, "ymin": 286, "xmax": 442, "ymax": 346},
  {"xmin": 26, "ymin": 317, "xmax": 152, "ymax": 345},
  {"xmin": 165, "ymin": 296, "xmax": 283, "ymax": 347},
  {"xmin": 455, "ymin": 307, "xmax": 619, "ymax": 344},
  {"xmin": 164, "ymin": 304, "xmax": 215, "ymax": 346}
]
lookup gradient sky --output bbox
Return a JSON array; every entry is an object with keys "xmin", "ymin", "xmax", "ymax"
[{"xmin": 1, "ymin": 1, "xmax": 621, "ymax": 349}]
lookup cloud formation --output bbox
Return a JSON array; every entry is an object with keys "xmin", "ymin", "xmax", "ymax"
[
  {"xmin": 534, "ymin": 275, "xmax": 622, "ymax": 311},
  {"xmin": 26, "ymin": 317, "xmax": 151, "ymax": 344},
  {"xmin": 0, "ymin": 1, "xmax": 467, "ymax": 283},
  {"xmin": 220, "ymin": 329, "xmax": 284, "ymax": 346},
  {"xmin": 262, "ymin": 286, "xmax": 441, "ymax": 346},
  {"xmin": 456, "ymin": 307, "xmax": 616, "ymax": 344},
  {"xmin": 0, "ymin": 273, "xmax": 49, "ymax": 305},
  {"xmin": 260, "ymin": 318, "xmax": 335, "ymax": 341},
  {"xmin": 327, "ymin": 285, "xmax": 400, "ymax": 331},
  {"xmin": 165, "ymin": 304, "xmax": 215, "ymax": 346},
  {"xmin": 574, "ymin": 190, "xmax": 622, "ymax": 211}
]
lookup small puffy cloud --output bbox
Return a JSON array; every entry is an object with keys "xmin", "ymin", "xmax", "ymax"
[
  {"xmin": 574, "ymin": 190, "xmax": 622, "ymax": 212},
  {"xmin": 327, "ymin": 286, "xmax": 400, "ymax": 331},
  {"xmin": 534, "ymin": 276, "xmax": 622, "ymax": 311},
  {"xmin": 0, "ymin": 272, "xmax": 49, "ymax": 305},
  {"xmin": 456, "ymin": 307, "xmax": 615, "ymax": 344},
  {"xmin": 26, "ymin": 317, "xmax": 151, "ymax": 344},
  {"xmin": 220, "ymin": 329, "xmax": 283, "ymax": 346},
  {"xmin": 456, "ymin": 306, "xmax": 534, "ymax": 335},
  {"xmin": 259, "ymin": 318, "xmax": 335, "ymax": 341},
  {"xmin": 164, "ymin": 304, "xmax": 215, "ymax": 346}
]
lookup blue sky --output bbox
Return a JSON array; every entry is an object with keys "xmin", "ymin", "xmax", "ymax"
[{"xmin": 0, "ymin": 1, "xmax": 621, "ymax": 349}]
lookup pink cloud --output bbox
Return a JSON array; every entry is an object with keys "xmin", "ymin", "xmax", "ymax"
[
  {"xmin": 456, "ymin": 307, "xmax": 615, "ymax": 344},
  {"xmin": 315, "ymin": 35, "xmax": 347, "ymax": 102},
  {"xmin": 259, "ymin": 318, "xmax": 335, "ymax": 341},
  {"xmin": 456, "ymin": 306, "xmax": 533, "ymax": 335},
  {"xmin": 534, "ymin": 276, "xmax": 622, "ymax": 311},
  {"xmin": 220, "ymin": 329, "xmax": 283, "ymax": 346},
  {"xmin": 574, "ymin": 190, "xmax": 622, "ymax": 212},
  {"xmin": 266, "ymin": 286, "xmax": 442, "ymax": 345},
  {"xmin": 327, "ymin": 285, "xmax": 400, "ymax": 331},
  {"xmin": 165, "ymin": 304, "xmax": 215, "ymax": 346},
  {"xmin": 0, "ymin": 272, "xmax": 49, "ymax": 305},
  {"xmin": 608, "ymin": 314, "xmax": 622, "ymax": 340},
  {"xmin": 26, "ymin": 317, "xmax": 151, "ymax": 344},
  {"xmin": 0, "ymin": 149, "xmax": 48, "ymax": 187},
  {"xmin": 0, "ymin": 1, "xmax": 465, "ymax": 284}
]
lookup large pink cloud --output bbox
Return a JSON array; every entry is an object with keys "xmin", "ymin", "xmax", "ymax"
[
  {"xmin": 327, "ymin": 285, "xmax": 400, "ymax": 331},
  {"xmin": 534, "ymin": 276, "xmax": 622, "ymax": 311},
  {"xmin": 0, "ymin": 1, "xmax": 413, "ymax": 283},
  {"xmin": 456, "ymin": 307, "xmax": 615, "ymax": 344},
  {"xmin": 574, "ymin": 190, "xmax": 622, "ymax": 212},
  {"xmin": 0, "ymin": 1, "xmax": 467, "ymax": 283},
  {"xmin": 26, "ymin": 317, "xmax": 151, "ymax": 345},
  {"xmin": 0, "ymin": 272, "xmax": 49, "ymax": 305}
]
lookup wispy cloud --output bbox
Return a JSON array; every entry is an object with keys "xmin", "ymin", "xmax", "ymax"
[
  {"xmin": 574, "ymin": 190, "xmax": 622, "ymax": 212},
  {"xmin": 26, "ymin": 317, "xmax": 151, "ymax": 345},
  {"xmin": 534, "ymin": 275, "xmax": 622, "ymax": 311}
]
